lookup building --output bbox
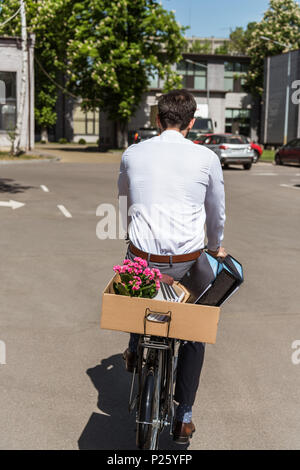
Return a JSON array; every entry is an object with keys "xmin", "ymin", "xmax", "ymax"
[
  {"xmin": 49, "ymin": 93, "xmax": 99, "ymax": 144},
  {"xmin": 186, "ymin": 36, "xmax": 231, "ymax": 54},
  {"xmin": 100, "ymin": 52, "xmax": 259, "ymax": 148},
  {"xmin": 262, "ymin": 49, "xmax": 300, "ymax": 146},
  {"xmin": 0, "ymin": 36, "xmax": 35, "ymax": 151}
]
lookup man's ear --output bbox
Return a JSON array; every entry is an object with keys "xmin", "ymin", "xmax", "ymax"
[
  {"xmin": 188, "ymin": 118, "xmax": 196, "ymax": 130},
  {"xmin": 156, "ymin": 115, "xmax": 163, "ymax": 133}
]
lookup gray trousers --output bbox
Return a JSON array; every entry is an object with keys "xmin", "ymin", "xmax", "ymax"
[{"xmin": 126, "ymin": 249, "xmax": 205, "ymax": 407}]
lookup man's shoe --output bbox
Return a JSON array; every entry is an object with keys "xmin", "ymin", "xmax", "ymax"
[
  {"xmin": 122, "ymin": 348, "xmax": 137, "ymax": 373},
  {"xmin": 173, "ymin": 421, "xmax": 195, "ymax": 445}
]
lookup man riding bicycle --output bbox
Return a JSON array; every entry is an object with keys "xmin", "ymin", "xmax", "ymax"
[{"xmin": 118, "ymin": 89, "xmax": 226, "ymax": 445}]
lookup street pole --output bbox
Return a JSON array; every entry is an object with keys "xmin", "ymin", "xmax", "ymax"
[
  {"xmin": 283, "ymin": 50, "xmax": 291, "ymax": 145},
  {"xmin": 13, "ymin": 0, "xmax": 28, "ymax": 155},
  {"xmin": 206, "ymin": 65, "xmax": 210, "ymax": 116}
]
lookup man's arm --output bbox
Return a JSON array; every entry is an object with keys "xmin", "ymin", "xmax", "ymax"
[
  {"xmin": 118, "ymin": 152, "xmax": 130, "ymax": 236},
  {"xmin": 118, "ymin": 152, "xmax": 128, "ymax": 198},
  {"xmin": 204, "ymin": 153, "xmax": 226, "ymax": 255}
]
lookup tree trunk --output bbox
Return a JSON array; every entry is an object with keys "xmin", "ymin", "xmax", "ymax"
[
  {"xmin": 41, "ymin": 127, "xmax": 49, "ymax": 142},
  {"xmin": 116, "ymin": 120, "xmax": 128, "ymax": 149},
  {"xmin": 13, "ymin": 0, "xmax": 28, "ymax": 155}
]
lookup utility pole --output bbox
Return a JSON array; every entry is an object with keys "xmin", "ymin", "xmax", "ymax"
[{"xmin": 13, "ymin": 0, "xmax": 28, "ymax": 155}]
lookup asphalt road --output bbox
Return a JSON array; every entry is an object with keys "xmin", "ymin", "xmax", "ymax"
[{"xmin": 0, "ymin": 159, "xmax": 300, "ymax": 450}]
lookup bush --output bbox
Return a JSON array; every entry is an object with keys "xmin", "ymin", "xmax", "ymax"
[
  {"xmin": 58, "ymin": 137, "xmax": 68, "ymax": 144},
  {"xmin": 78, "ymin": 138, "xmax": 86, "ymax": 145},
  {"xmin": 40, "ymin": 140, "xmax": 46, "ymax": 144}
]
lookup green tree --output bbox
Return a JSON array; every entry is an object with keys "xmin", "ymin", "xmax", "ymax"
[
  {"xmin": 0, "ymin": 0, "xmax": 75, "ymax": 140},
  {"xmin": 244, "ymin": 0, "xmax": 300, "ymax": 96},
  {"xmin": 189, "ymin": 39, "xmax": 211, "ymax": 54},
  {"xmin": 66, "ymin": 0, "xmax": 186, "ymax": 147},
  {"xmin": 215, "ymin": 42, "xmax": 230, "ymax": 55},
  {"xmin": 214, "ymin": 23, "xmax": 256, "ymax": 56}
]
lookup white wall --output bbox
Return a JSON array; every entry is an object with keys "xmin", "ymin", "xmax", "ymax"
[{"xmin": 0, "ymin": 37, "xmax": 35, "ymax": 151}]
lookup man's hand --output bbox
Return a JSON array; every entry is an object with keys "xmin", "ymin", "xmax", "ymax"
[{"xmin": 207, "ymin": 246, "xmax": 227, "ymax": 258}]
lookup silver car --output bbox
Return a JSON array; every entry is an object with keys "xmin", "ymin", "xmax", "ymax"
[{"xmin": 202, "ymin": 134, "xmax": 255, "ymax": 170}]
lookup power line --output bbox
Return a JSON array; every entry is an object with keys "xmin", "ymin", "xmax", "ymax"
[
  {"xmin": 0, "ymin": 6, "xmax": 21, "ymax": 28},
  {"xmin": 34, "ymin": 55, "xmax": 101, "ymax": 104}
]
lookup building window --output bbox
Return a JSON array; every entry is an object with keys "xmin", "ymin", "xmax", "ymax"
[
  {"xmin": 224, "ymin": 62, "xmax": 248, "ymax": 92},
  {"xmin": 176, "ymin": 60, "xmax": 207, "ymax": 90},
  {"xmin": 148, "ymin": 71, "xmax": 165, "ymax": 89},
  {"xmin": 73, "ymin": 105, "xmax": 99, "ymax": 135},
  {"xmin": 225, "ymin": 108, "xmax": 251, "ymax": 136},
  {"xmin": 0, "ymin": 72, "xmax": 17, "ymax": 131}
]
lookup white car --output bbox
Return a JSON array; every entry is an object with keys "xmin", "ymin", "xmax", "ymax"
[{"xmin": 202, "ymin": 134, "xmax": 255, "ymax": 170}]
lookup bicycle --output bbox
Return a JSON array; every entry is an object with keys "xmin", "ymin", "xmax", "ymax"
[{"xmin": 128, "ymin": 308, "xmax": 180, "ymax": 450}]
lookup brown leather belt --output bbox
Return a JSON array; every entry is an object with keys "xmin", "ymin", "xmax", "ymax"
[{"xmin": 128, "ymin": 243, "xmax": 203, "ymax": 264}]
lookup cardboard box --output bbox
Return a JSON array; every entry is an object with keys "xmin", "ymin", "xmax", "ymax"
[{"xmin": 101, "ymin": 275, "xmax": 221, "ymax": 344}]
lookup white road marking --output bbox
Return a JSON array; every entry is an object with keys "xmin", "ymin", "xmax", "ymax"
[
  {"xmin": 253, "ymin": 173, "xmax": 277, "ymax": 176},
  {"xmin": 280, "ymin": 184, "xmax": 300, "ymax": 190},
  {"xmin": 0, "ymin": 200, "xmax": 25, "ymax": 210},
  {"xmin": 40, "ymin": 185, "xmax": 49, "ymax": 192},
  {"xmin": 57, "ymin": 205, "xmax": 72, "ymax": 218}
]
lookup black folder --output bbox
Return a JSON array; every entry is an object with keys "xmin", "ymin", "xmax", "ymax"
[{"xmin": 180, "ymin": 253, "xmax": 244, "ymax": 307}]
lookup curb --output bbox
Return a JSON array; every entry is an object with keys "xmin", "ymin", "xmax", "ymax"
[{"xmin": 0, "ymin": 156, "xmax": 60, "ymax": 165}]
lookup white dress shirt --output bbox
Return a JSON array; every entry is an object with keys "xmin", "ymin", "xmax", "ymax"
[{"xmin": 118, "ymin": 129, "xmax": 225, "ymax": 255}]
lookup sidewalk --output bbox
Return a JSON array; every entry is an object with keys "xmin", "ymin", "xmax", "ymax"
[{"xmin": 31, "ymin": 143, "xmax": 123, "ymax": 164}]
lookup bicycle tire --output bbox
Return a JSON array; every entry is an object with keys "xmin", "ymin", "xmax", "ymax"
[
  {"xmin": 136, "ymin": 368, "xmax": 155, "ymax": 449},
  {"xmin": 135, "ymin": 338, "xmax": 176, "ymax": 450}
]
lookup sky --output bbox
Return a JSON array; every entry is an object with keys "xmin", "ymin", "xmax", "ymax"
[{"xmin": 161, "ymin": 0, "xmax": 299, "ymax": 38}]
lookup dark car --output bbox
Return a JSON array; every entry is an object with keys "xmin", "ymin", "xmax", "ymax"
[
  {"xmin": 275, "ymin": 138, "xmax": 300, "ymax": 166},
  {"xmin": 128, "ymin": 128, "xmax": 159, "ymax": 145}
]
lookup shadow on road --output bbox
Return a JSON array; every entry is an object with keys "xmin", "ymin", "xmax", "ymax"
[
  {"xmin": 0, "ymin": 178, "xmax": 33, "ymax": 194},
  {"xmin": 50, "ymin": 146, "xmax": 100, "ymax": 153},
  {"xmin": 78, "ymin": 353, "xmax": 189, "ymax": 451}
]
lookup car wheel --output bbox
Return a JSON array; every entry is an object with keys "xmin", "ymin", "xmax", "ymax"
[
  {"xmin": 223, "ymin": 163, "xmax": 229, "ymax": 170},
  {"xmin": 253, "ymin": 150, "xmax": 260, "ymax": 163},
  {"xmin": 275, "ymin": 153, "xmax": 283, "ymax": 165},
  {"xmin": 243, "ymin": 163, "xmax": 252, "ymax": 170}
]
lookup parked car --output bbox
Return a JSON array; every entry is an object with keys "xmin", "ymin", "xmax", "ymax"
[
  {"xmin": 192, "ymin": 133, "xmax": 213, "ymax": 145},
  {"xmin": 238, "ymin": 136, "xmax": 263, "ymax": 163},
  {"xmin": 128, "ymin": 128, "xmax": 159, "ymax": 145},
  {"xmin": 201, "ymin": 134, "xmax": 255, "ymax": 170},
  {"xmin": 274, "ymin": 138, "xmax": 300, "ymax": 166},
  {"xmin": 186, "ymin": 117, "xmax": 214, "ymax": 142}
]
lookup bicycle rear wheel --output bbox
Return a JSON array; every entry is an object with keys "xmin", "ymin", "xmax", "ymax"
[
  {"xmin": 136, "ymin": 367, "xmax": 155, "ymax": 449},
  {"xmin": 136, "ymin": 348, "xmax": 163, "ymax": 450}
]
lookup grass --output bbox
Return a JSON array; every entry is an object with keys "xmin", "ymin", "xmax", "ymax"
[
  {"xmin": 260, "ymin": 150, "xmax": 275, "ymax": 162},
  {"xmin": 0, "ymin": 151, "xmax": 50, "ymax": 160}
]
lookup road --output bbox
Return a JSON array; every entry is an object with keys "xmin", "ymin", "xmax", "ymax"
[{"xmin": 0, "ymin": 158, "xmax": 300, "ymax": 450}]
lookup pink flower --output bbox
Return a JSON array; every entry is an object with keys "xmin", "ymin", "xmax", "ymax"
[
  {"xmin": 134, "ymin": 257, "xmax": 148, "ymax": 268},
  {"xmin": 143, "ymin": 268, "xmax": 152, "ymax": 277},
  {"xmin": 152, "ymin": 268, "xmax": 162, "ymax": 279}
]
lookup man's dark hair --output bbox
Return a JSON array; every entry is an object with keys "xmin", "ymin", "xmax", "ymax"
[{"xmin": 157, "ymin": 89, "xmax": 197, "ymax": 131}]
